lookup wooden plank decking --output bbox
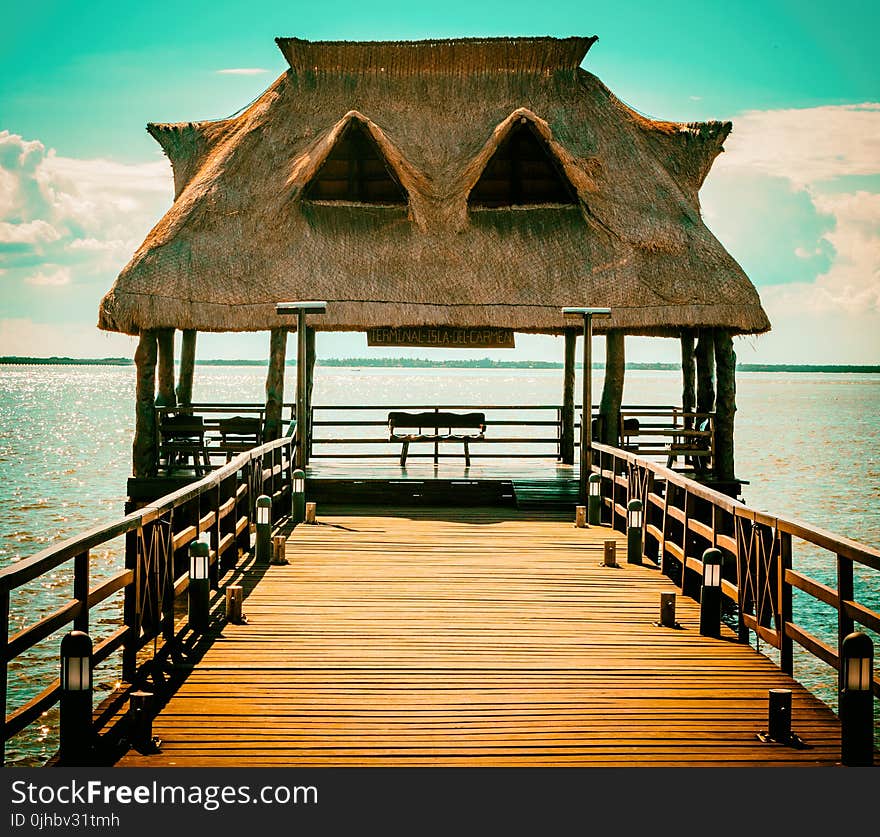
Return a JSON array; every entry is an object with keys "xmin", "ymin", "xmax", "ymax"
[{"xmin": 117, "ymin": 508, "xmax": 844, "ymax": 767}]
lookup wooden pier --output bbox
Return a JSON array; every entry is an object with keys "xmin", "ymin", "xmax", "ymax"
[
  {"xmin": 116, "ymin": 509, "xmax": 842, "ymax": 767},
  {"xmin": 3, "ymin": 436, "xmax": 877, "ymax": 767}
]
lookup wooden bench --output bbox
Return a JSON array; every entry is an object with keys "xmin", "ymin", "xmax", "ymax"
[
  {"xmin": 388, "ymin": 411, "xmax": 486, "ymax": 467},
  {"xmin": 217, "ymin": 416, "xmax": 262, "ymax": 461},
  {"xmin": 158, "ymin": 414, "xmax": 212, "ymax": 476}
]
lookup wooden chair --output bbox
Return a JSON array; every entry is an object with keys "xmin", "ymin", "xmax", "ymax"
[
  {"xmin": 388, "ymin": 411, "xmax": 486, "ymax": 467},
  {"xmin": 667, "ymin": 416, "xmax": 713, "ymax": 472},
  {"xmin": 217, "ymin": 416, "xmax": 262, "ymax": 461},
  {"xmin": 159, "ymin": 414, "xmax": 212, "ymax": 476}
]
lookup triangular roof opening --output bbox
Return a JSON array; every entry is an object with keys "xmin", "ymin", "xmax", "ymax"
[
  {"xmin": 469, "ymin": 117, "xmax": 578, "ymax": 208},
  {"xmin": 304, "ymin": 119, "xmax": 407, "ymax": 205}
]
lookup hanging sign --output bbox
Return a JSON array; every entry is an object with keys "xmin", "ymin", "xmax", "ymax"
[{"xmin": 367, "ymin": 326, "xmax": 515, "ymax": 349}]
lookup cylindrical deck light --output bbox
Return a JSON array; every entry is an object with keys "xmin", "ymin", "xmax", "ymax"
[
  {"xmin": 768, "ymin": 688, "xmax": 792, "ymax": 743},
  {"xmin": 627, "ymin": 499, "xmax": 643, "ymax": 565},
  {"xmin": 225, "ymin": 585, "xmax": 244, "ymax": 623},
  {"xmin": 60, "ymin": 630, "xmax": 93, "ymax": 764},
  {"xmin": 292, "ymin": 469, "xmax": 306, "ymax": 524},
  {"xmin": 188, "ymin": 539, "xmax": 210, "ymax": 632},
  {"xmin": 603, "ymin": 540, "xmax": 617, "ymax": 568},
  {"xmin": 840, "ymin": 631, "xmax": 874, "ymax": 767},
  {"xmin": 699, "ymin": 548, "xmax": 723, "ymax": 638},
  {"xmin": 128, "ymin": 690, "xmax": 160, "ymax": 754},
  {"xmin": 256, "ymin": 494, "xmax": 272, "ymax": 563},
  {"xmin": 588, "ymin": 473, "xmax": 602, "ymax": 526},
  {"xmin": 659, "ymin": 592, "xmax": 677, "ymax": 628}
]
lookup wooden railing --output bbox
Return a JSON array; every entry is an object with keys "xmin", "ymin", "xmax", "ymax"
[
  {"xmin": 311, "ymin": 404, "xmax": 567, "ymax": 460},
  {"xmin": 0, "ymin": 435, "xmax": 295, "ymax": 764},
  {"xmin": 309, "ymin": 403, "xmax": 708, "ymax": 462},
  {"xmin": 592, "ymin": 441, "xmax": 880, "ymax": 698},
  {"xmin": 150, "ymin": 402, "xmax": 713, "ymax": 471}
]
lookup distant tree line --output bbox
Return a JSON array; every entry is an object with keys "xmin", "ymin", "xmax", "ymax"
[{"xmin": 2, "ymin": 356, "xmax": 878, "ymax": 373}]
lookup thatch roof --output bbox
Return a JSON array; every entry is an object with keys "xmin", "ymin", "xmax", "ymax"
[{"xmin": 98, "ymin": 36, "xmax": 770, "ymax": 337}]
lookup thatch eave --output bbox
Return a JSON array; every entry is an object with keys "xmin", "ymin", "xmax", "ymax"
[{"xmin": 99, "ymin": 36, "xmax": 771, "ymax": 341}]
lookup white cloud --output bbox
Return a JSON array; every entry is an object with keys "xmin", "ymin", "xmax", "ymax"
[
  {"xmin": 0, "ymin": 130, "xmax": 172, "ymax": 289},
  {"xmin": 25, "ymin": 266, "xmax": 71, "ymax": 286},
  {"xmin": 216, "ymin": 68, "xmax": 269, "ymax": 75},
  {"xmin": 710, "ymin": 103, "xmax": 880, "ymax": 346},
  {"xmin": 66, "ymin": 237, "xmax": 126, "ymax": 252},
  {"xmin": 0, "ymin": 219, "xmax": 60, "ymax": 244},
  {"xmin": 719, "ymin": 102, "xmax": 880, "ymax": 187}
]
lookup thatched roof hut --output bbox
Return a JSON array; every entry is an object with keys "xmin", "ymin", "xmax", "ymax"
[{"xmin": 98, "ymin": 36, "xmax": 769, "ymax": 338}]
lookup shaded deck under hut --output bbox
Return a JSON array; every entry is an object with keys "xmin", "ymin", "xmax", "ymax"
[{"xmin": 98, "ymin": 36, "xmax": 769, "ymax": 495}]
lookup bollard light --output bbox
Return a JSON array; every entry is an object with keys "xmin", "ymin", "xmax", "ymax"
[
  {"xmin": 60, "ymin": 630, "xmax": 93, "ymax": 764},
  {"xmin": 699, "ymin": 548, "xmax": 722, "ymax": 638},
  {"xmin": 128, "ymin": 690, "xmax": 161, "ymax": 754},
  {"xmin": 256, "ymin": 494, "xmax": 272, "ymax": 563},
  {"xmin": 188, "ymin": 540, "xmax": 210, "ymax": 632},
  {"xmin": 588, "ymin": 474, "xmax": 602, "ymax": 525},
  {"xmin": 658, "ymin": 592, "xmax": 677, "ymax": 628},
  {"xmin": 225, "ymin": 585, "xmax": 245, "ymax": 623},
  {"xmin": 189, "ymin": 538, "xmax": 210, "ymax": 581},
  {"xmin": 603, "ymin": 540, "xmax": 617, "ymax": 568},
  {"xmin": 627, "ymin": 499, "xmax": 643, "ymax": 565},
  {"xmin": 767, "ymin": 688, "xmax": 792, "ymax": 743},
  {"xmin": 292, "ymin": 469, "xmax": 306, "ymax": 525},
  {"xmin": 840, "ymin": 631, "xmax": 874, "ymax": 767},
  {"xmin": 256, "ymin": 494, "xmax": 272, "ymax": 526}
]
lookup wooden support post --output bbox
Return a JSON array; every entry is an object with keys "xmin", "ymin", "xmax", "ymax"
[
  {"xmin": 155, "ymin": 328, "xmax": 176, "ymax": 409},
  {"xmin": 296, "ymin": 317, "xmax": 308, "ymax": 468},
  {"xmin": 560, "ymin": 328, "xmax": 576, "ymax": 465},
  {"xmin": 176, "ymin": 329, "xmax": 196, "ymax": 408},
  {"xmin": 778, "ymin": 532, "xmax": 794, "ymax": 675},
  {"xmin": 599, "ymin": 330, "xmax": 625, "ymax": 445},
  {"xmin": 695, "ymin": 328, "xmax": 715, "ymax": 415},
  {"xmin": 837, "ymin": 553, "xmax": 855, "ymax": 693},
  {"xmin": 122, "ymin": 528, "xmax": 138, "ymax": 682},
  {"xmin": 306, "ymin": 326, "xmax": 316, "ymax": 463},
  {"xmin": 681, "ymin": 331, "xmax": 696, "ymax": 429},
  {"xmin": 1, "ymin": 588, "xmax": 9, "ymax": 766},
  {"xmin": 264, "ymin": 328, "xmax": 287, "ymax": 442},
  {"xmin": 73, "ymin": 550, "xmax": 89, "ymax": 633},
  {"xmin": 133, "ymin": 331, "xmax": 158, "ymax": 478},
  {"xmin": 714, "ymin": 329, "xmax": 736, "ymax": 481},
  {"xmin": 580, "ymin": 318, "xmax": 593, "ymax": 500}
]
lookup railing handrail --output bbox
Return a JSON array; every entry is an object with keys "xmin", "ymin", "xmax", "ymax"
[
  {"xmin": 2, "ymin": 434, "xmax": 296, "ymax": 764},
  {"xmin": 591, "ymin": 440, "xmax": 880, "ymax": 699},
  {"xmin": 0, "ymin": 436, "xmax": 293, "ymax": 594},
  {"xmin": 591, "ymin": 441, "xmax": 880, "ymax": 570}
]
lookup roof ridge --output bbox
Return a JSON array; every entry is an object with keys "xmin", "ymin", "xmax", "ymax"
[{"xmin": 275, "ymin": 36, "xmax": 597, "ymax": 76}]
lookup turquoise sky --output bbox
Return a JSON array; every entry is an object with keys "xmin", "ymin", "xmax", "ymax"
[
  {"xmin": 1, "ymin": 1, "xmax": 878, "ymax": 362},
  {"xmin": 3, "ymin": 1, "xmax": 877, "ymax": 159}
]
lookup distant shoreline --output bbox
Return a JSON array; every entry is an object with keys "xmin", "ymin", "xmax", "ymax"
[{"xmin": 2, "ymin": 356, "xmax": 879, "ymax": 373}]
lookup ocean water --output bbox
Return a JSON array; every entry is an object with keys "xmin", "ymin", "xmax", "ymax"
[{"xmin": 1, "ymin": 364, "xmax": 878, "ymax": 765}]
